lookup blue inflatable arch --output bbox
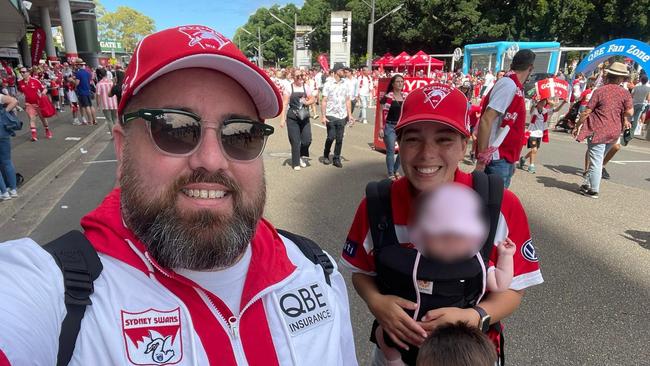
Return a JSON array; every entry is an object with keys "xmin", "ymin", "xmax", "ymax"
[{"xmin": 574, "ymin": 38, "xmax": 649, "ymax": 75}]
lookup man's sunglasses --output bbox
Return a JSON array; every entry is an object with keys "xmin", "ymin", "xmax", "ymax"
[{"xmin": 121, "ymin": 108, "xmax": 274, "ymax": 162}]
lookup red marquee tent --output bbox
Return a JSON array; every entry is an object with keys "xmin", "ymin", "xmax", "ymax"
[
  {"xmin": 391, "ymin": 51, "xmax": 412, "ymax": 67},
  {"xmin": 372, "ymin": 52, "xmax": 395, "ymax": 67},
  {"xmin": 410, "ymin": 50, "xmax": 444, "ymax": 70}
]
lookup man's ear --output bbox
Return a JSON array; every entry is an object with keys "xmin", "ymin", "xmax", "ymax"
[{"xmin": 113, "ymin": 122, "xmax": 126, "ymax": 184}]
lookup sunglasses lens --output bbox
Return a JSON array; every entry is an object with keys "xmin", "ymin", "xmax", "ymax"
[
  {"xmin": 148, "ymin": 112, "xmax": 201, "ymax": 155},
  {"xmin": 221, "ymin": 121, "xmax": 268, "ymax": 161}
]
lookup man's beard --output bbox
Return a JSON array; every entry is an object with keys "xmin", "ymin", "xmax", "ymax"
[{"xmin": 120, "ymin": 149, "xmax": 266, "ymax": 271}]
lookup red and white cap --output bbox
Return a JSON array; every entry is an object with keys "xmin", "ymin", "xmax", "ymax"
[
  {"xmin": 396, "ymin": 83, "xmax": 471, "ymax": 137},
  {"xmin": 117, "ymin": 25, "xmax": 282, "ymax": 119}
]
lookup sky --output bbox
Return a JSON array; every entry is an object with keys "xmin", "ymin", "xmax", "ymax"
[{"xmin": 101, "ymin": 0, "xmax": 305, "ymax": 39}]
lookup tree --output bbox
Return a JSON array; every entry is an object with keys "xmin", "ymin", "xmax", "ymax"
[{"xmin": 96, "ymin": 3, "xmax": 155, "ymax": 52}]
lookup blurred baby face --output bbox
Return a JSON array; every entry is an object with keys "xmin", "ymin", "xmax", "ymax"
[{"xmin": 421, "ymin": 233, "xmax": 481, "ymax": 262}]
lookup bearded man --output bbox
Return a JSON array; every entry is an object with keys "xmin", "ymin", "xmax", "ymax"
[{"xmin": 0, "ymin": 25, "xmax": 357, "ymax": 366}]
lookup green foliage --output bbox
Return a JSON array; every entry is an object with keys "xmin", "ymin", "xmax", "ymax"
[
  {"xmin": 237, "ymin": 0, "xmax": 649, "ymax": 66},
  {"xmin": 95, "ymin": 1, "xmax": 155, "ymax": 52}
]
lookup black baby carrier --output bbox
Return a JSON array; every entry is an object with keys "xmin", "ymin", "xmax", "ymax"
[{"xmin": 366, "ymin": 171, "xmax": 505, "ymax": 365}]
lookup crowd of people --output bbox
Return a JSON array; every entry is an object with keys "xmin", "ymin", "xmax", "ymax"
[
  {"xmin": 0, "ymin": 22, "xmax": 648, "ymax": 366},
  {"xmin": 0, "ymin": 59, "xmax": 125, "ymax": 202}
]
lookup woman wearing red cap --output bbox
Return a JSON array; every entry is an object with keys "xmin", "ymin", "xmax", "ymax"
[{"xmin": 340, "ymin": 83, "xmax": 543, "ymax": 364}]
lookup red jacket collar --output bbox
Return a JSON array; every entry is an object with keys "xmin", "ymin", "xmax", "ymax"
[{"xmin": 80, "ymin": 188, "xmax": 297, "ymax": 306}]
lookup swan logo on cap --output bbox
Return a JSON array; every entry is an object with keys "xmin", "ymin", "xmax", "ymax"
[
  {"xmin": 423, "ymin": 84, "xmax": 452, "ymax": 110},
  {"xmin": 178, "ymin": 26, "xmax": 230, "ymax": 50}
]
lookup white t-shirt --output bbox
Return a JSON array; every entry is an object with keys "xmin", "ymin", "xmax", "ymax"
[
  {"xmin": 528, "ymin": 107, "xmax": 550, "ymax": 138},
  {"xmin": 486, "ymin": 77, "xmax": 518, "ymax": 158},
  {"xmin": 175, "ymin": 245, "xmax": 252, "ymax": 315},
  {"xmin": 346, "ymin": 77, "xmax": 358, "ymax": 98},
  {"xmin": 358, "ymin": 75, "xmax": 372, "ymax": 96},
  {"xmin": 322, "ymin": 79, "xmax": 350, "ymax": 119}
]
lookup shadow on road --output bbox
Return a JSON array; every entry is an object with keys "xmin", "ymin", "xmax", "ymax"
[
  {"xmin": 535, "ymin": 176, "xmax": 581, "ymax": 193},
  {"xmin": 544, "ymin": 164, "xmax": 583, "ymax": 176},
  {"xmin": 621, "ymin": 230, "xmax": 649, "ymax": 249}
]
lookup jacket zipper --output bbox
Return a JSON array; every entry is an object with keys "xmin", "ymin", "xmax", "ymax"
[{"xmin": 145, "ymin": 250, "xmax": 300, "ymax": 365}]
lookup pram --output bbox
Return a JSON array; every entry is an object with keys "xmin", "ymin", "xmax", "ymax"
[{"xmin": 555, "ymin": 101, "xmax": 580, "ymax": 132}]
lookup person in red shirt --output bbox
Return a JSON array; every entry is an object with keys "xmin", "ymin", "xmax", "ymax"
[
  {"xmin": 341, "ymin": 84, "xmax": 543, "ymax": 364},
  {"xmin": 573, "ymin": 62, "xmax": 634, "ymax": 198},
  {"xmin": 17, "ymin": 67, "xmax": 52, "ymax": 141},
  {"xmin": 475, "ymin": 50, "xmax": 536, "ymax": 188}
]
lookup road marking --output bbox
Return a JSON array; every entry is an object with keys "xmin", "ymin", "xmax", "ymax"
[
  {"xmin": 312, "ymin": 123, "xmax": 326, "ymax": 129},
  {"xmin": 84, "ymin": 159, "xmax": 117, "ymax": 165},
  {"xmin": 65, "ymin": 137, "xmax": 82, "ymax": 141},
  {"xmin": 609, "ymin": 160, "xmax": 650, "ymax": 165},
  {"xmin": 96, "ymin": 116, "xmax": 106, "ymax": 120}
]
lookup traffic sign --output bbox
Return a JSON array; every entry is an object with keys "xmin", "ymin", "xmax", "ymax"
[{"xmin": 453, "ymin": 47, "xmax": 462, "ymax": 61}]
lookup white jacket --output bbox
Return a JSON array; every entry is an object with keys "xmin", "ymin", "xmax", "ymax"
[{"xmin": 0, "ymin": 189, "xmax": 358, "ymax": 366}]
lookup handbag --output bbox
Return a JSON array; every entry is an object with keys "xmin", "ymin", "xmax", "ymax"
[
  {"xmin": 291, "ymin": 84, "xmax": 311, "ymax": 121},
  {"xmin": 38, "ymin": 94, "xmax": 56, "ymax": 118}
]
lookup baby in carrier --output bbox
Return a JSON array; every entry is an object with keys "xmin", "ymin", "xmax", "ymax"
[{"xmin": 375, "ymin": 183, "xmax": 515, "ymax": 365}]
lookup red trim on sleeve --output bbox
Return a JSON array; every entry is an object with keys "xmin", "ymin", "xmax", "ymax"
[{"xmin": 0, "ymin": 349, "xmax": 11, "ymax": 366}]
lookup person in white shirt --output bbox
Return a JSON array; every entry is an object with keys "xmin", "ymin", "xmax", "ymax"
[
  {"xmin": 482, "ymin": 70, "xmax": 496, "ymax": 97},
  {"xmin": 357, "ymin": 67, "xmax": 373, "ymax": 123},
  {"xmin": 321, "ymin": 65, "xmax": 354, "ymax": 168},
  {"xmin": 344, "ymin": 67, "xmax": 359, "ymax": 115}
]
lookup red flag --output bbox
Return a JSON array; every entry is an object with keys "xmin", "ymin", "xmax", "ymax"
[
  {"xmin": 317, "ymin": 53, "xmax": 329, "ymax": 73},
  {"xmin": 30, "ymin": 28, "xmax": 46, "ymax": 64},
  {"xmin": 535, "ymin": 77, "xmax": 569, "ymax": 100}
]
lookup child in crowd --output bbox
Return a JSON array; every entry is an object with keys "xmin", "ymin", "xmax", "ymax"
[
  {"xmin": 519, "ymin": 97, "xmax": 562, "ymax": 173},
  {"xmin": 375, "ymin": 183, "xmax": 515, "ymax": 366},
  {"xmin": 66, "ymin": 76, "xmax": 81, "ymax": 125},
  {"xmin": 415, "ymin": 322, "xmax": 498, "ymax": 366}
]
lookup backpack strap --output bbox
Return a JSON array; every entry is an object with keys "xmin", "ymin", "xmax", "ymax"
[
  {"xmin": 277, "ymin": 229, "xmax": 333, "ymax": 286},
  {"xmin": 43, "ymin": 230, "xmax": 103, "ymax": 366},
  {"xmin": 471, "ymin": 171, "xmax": 505, "ymax": 264},
  {"xmin": 365, "ymin": 179, "xmax": 397, "ymax": 251}
]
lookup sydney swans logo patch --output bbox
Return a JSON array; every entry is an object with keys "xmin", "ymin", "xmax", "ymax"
[
  {"xmin": 178, "ymin": 26, "xmax": 230, "ymax": 50},
  {"xmin": 423, "ymin": 85, "xmax": 452, "ymax": 109},
  {"xmin": 121, "ymin": 308, "xmax": 183, "ymax": 365}
]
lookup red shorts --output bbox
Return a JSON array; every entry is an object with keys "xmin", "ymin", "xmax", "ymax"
[{"xmin": 25, "ymin": 103, "xmax": 42, "ymax": 118}]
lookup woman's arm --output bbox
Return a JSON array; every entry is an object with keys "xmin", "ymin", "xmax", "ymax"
[
  {"xmin": 279, "ymin": 93, "xmax": 289, "ymax": 128},
  {"xmin": 2, "ymin": 95, "xmax": 18, "ymax": 112},
  {"xmin": 352, "ymin": 272, "xmax": 426, "ymax": 349}
]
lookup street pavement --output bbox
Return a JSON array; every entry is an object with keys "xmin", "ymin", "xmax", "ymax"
[{"xmin": 2, "ymin": 106, "xmax": 649, "ymax": 365}]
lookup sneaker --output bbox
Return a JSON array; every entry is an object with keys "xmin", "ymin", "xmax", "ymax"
[
  {"xmin": 580, "ymin": 188, "xmax": 599, "ymax": 199},
  {"xmin": 528, "ymin": 164, "xmax": 536, "ymax": 174},
  {"xmin": 518, "ymin": 156, "xmax": 526, "ymax": 169},
  {"xmin": 8, "ymin": 189, "xmax": 17, "ymax": 198},
  {"xmin": 72, "ymin": 118, "xmax": 82, "ymax": 126},
  {"xmin": 45, "ymin": 129, "xmax": 53, "ymax": 139},
  {"xmin": 313, "ymin": 114, "xmax": 319, "ymax": 119},
  {"xmin": 362, "ymin": 119, "xmax": 368, "ymax": 124},
  {"xmin": 322, "ymin": 156, "xmax": 331, "ymax": 165},
  {"xmin": 602, "ymin": 167, "xmax": 610, "ymax": 180},
  {"xmin": 30, "ymin": 129, "xmax": 38, "ymax": 142},
  {"xmin": 333, "ymin": 160, "xmax": 343, "ymax": 168},
  {"xmin": 293, "ymin": 166, "xmax": 301, "ymax": 171},
  {"xmin": 300, "ymin": 159, "xmax": 307, "ymax": 168},
  {"xmin": 0, "ymin": 192, "xmax": 10, "ymax": 201}
]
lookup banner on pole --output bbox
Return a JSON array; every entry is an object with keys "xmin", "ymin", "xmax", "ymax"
[{"xmin": 30, "ymin": 28, "xmax": 46, "ymax": 63}]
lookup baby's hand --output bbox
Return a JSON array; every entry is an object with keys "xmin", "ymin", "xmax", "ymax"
[{"xmin": 497, "ymin": 238, "xmax": 516, "ymax": 257}]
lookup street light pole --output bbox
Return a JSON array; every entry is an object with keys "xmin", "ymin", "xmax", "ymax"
[
  {"xmin": 257, "ymin": 26, "xmax": 263, "ymax": 67},
  {"xmin": 365, "ymin": 2, "xmax": 403, "ymax": 68},
  {"xmin": 366, "ymin": 0, "xmax": 375, "ymax": 68}
]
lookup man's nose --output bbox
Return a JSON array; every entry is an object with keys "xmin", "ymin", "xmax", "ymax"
[{"xmin": 187, "ymin": 126, "xmax": 229, "ymax": 173}]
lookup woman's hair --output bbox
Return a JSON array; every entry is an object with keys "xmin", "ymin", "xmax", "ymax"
[
  {"xmin": 96, "ymin": 68, "xmax": 107, "ymax": 80},
  {"xmin": 381, "ymin": 74, "xmax": 404, "ymax": 104},
  {"xmin": 416, "ymin": 322, "xmax": 497, "ymax": 366}
]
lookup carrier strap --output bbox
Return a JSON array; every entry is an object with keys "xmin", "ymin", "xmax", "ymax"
[
  {"xmin": 277, "ymin": 229, "xmax": 334, "ymax": 286},
  {"xmin": 471, "ymin": 171, "xmax": 504, "ymax": 266},
  {"xmin": 44, "ymin": 230, "xmax": 103, "ymax": 366},
  {"xmin": 365, "ymin": 179, "xmax": 397, "ymax": 251}
]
